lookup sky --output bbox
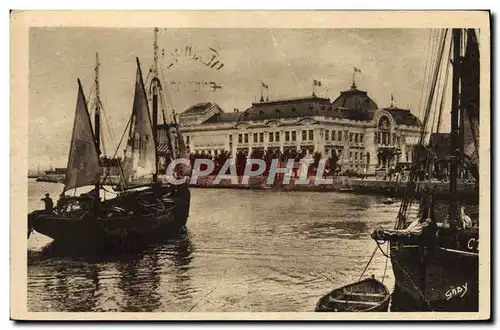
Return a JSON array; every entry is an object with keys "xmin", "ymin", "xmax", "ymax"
[{"xmin": 29, "ymin": 27, "xmax": 435, "ymax": 170}]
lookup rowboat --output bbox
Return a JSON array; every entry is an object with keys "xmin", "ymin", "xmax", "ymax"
[{"xmin": 315, "ymin": 277, "xmax": 390, "ymax": 312}]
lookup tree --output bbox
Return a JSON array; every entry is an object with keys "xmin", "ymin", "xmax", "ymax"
[
  {"xmin": 214, "ymin": 151, "xmax": 231, "ymax": 175},
  {"xmin": 313, "ymin": 151, "xmax": 322, "ymax": 167},
  {"xmin": 328, "ymin": 150, "xmax": 340, "ymax": 176},
  {"xmin": 263, "ymin": 149, "xmax": 281, "ymax": 176},
  {"xmin": 236, "ymin": 151, "xmax": 248, "ymax": 176}
]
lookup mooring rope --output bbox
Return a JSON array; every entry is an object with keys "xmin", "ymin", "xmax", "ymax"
[
  {"xmin": 376, "ymin": 240, "xmax": 390, "ymax": 258},
  {"xmin": 382, "ymin": 243, "xmax": 389, "ymax": 284},
  {"xmin": 358, "ymin": 245, "xmax": 378, "ymax": 281}
]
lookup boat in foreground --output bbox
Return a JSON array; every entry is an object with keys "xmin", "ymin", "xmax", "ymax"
[
  {"xmin": 28, "ymin": 182, "xmax": 190, "ymax": 247},
  {"xmin": 371, "ymin": 28, "xmax": 480, "ymax": 312},
  {"xmin": 315, "ymin": 277, "xmax": 390, "ymax": 312},
  {"xmin": 28, "ymin": 29, "xmax": 191, "ymax": 249}
]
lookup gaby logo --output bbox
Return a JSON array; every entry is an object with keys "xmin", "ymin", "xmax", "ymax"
[{"xmin": 445, "ymin": 283, "xmax": 468, "ymax": 300}]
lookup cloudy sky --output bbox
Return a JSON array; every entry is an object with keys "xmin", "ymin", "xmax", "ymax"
[{"xmin": 29, "ymin": 27, "xmax": 434, "ymax": 170}]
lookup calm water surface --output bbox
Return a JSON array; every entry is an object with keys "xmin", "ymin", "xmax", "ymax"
[{"xmin": 27, "ymin": 179, "xmax": 402, "ymax": 312}]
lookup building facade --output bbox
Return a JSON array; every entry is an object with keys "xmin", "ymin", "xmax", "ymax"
[{"xmin": 157, "ymin": 83, "xmax": 422, "ymax": 175}]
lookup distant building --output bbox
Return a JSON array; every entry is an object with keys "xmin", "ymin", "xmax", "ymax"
[
  {"xmin": 156, "ymin": 82, "xmax": 422, "ymax": 175},
  {"xmin": 45, "ymin": 167, "xmax": 66, "ymax": 175}
]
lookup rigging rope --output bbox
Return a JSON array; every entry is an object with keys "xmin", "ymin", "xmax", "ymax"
[
  {"xmin": 418, "ymin": 30, "xmax": 434, "ymax": 121},
  {"xmin": 358, "ymin": 245, "xmax": 378, "ymax": 281},
  {"xmin": 430, "ymin": 33, "xmax": 452, "ymax": 136},
  {"xmin": 99, "ymin": 100, "xmax": 118, "ymax": 156},
  {"xmin": 420, "ymin": 29, "xmax": 448, "ymax": 143},
  {"xmin": 144, "ymin": 66, "xmax": 153, "ymax": 89},
  {"xmin": 106, "ymin": 113, "xmax": 133, "ymax": 188},
  {"xmin": 83, "ymin": 77, "xmax": 120, "ymax": 159},
  {"xmin": 436, "ymin": 39, "xmax": 452, "ymax": 133},
  {"xmin": 429, "ymin": 45, "xmax": 445, "ymax": 142},
  {"xmin": 159, "ymin": 62, "xmax": 174, "ymax": 121},
  {"xmin": 396, "ymin": 28, "xmax": 449, "ymax": 228},
  {"xmin": 420, "ymin": 29, "xmax": 442, "ymax": 122},
  {"xmin": 86, "ymin": 87, "xmax": 95, "ymax": 113},
  {"xmin": 158, "ymin": 60, "xmax": 179, "ymax": 158}
]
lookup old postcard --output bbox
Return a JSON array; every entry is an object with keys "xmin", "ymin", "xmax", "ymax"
[{"xmin": 11, "ymin": 10, "xmax": 490, "ymax": 320}]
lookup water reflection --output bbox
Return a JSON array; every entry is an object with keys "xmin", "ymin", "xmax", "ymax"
[
  {"xmin": 28, "ymin": 186, "xmax": 405, "ymax": 312},
  {"xmin": 28, "ymin": 233, "xmax": 195, "ymax": 312},
  {"xmin": 116, "ymin": 249, "xmax": 162, "ymax": 312},
  {"xmin": 116, "ymin": 234, "xmax": 195, "ymax": 312},
  {"xmin": 32, "ymin": 261, "xmax": 102, "ymax": 312},
  {"xmin": 160, "ymin": 235, "xmax": 196, "ymax": 310}
]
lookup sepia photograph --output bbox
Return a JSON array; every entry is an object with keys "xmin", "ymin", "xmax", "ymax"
[{"xmin": 10, "ymin": 10, "xmax": 491, "ymax": 320}]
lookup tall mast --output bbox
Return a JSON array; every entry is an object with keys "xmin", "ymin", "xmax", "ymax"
[
  {"xmin": 94, "ymin": 52, "xmax": 101, "ymax": 210},
  {"xmin": 449, "ymin": 29, "xmax": 461, "ymax": 227},
  {"xmin": 151, "ymin": 27, "xmax": 159, "ymax": 182}
]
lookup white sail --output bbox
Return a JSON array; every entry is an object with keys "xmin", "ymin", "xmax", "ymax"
[
  {"xmin": 63, "ymin": 79, "xmax": 101, "ymax": 192},
  {"xmin": 122, "ymin": 59, "xmax": 157, "ymax": 184}
]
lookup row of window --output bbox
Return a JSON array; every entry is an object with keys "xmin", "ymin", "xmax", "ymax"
[
  {"xmin": 325, "ymin": 130, "xmax": 343, "ymax": 141},
  {"xmin": 236, "ymin": 130, "xmax": 315, "ymax": 144},
  {"xmin": 192, "ymin": 131, "xmax": 398, "ymax": 147},
  {"xmin": 324, "ymin": 131, "xmax": 364, "ymax": 144},
  {"xmin": 349, "ymin": 133, "xmax": 364, "ymax": 144},
  {"xmin": 349, "ymin": 151, "xmax": 365, "ymax": 162}
]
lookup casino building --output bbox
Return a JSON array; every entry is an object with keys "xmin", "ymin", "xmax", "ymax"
[{"xmin": 156, "ymin": 82, "xmax": 422, "ymax": 175}]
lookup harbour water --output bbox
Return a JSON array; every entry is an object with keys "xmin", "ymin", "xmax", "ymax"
[{"xmin": 27, "ymin": 179, "xmax": 404, "ymax": 312}]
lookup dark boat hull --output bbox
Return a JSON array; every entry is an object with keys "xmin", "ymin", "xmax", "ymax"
[
  {"xmin": 29, "ymin": 185, "xmax": 190, "ymax": 249},
  {"xmin": 390, "ymin": 239, "xmax": 478, "ymax": 312}
]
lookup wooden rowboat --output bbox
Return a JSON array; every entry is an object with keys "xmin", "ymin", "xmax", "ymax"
[{"xmin": 315, "ymin": 277, "xmax": 390, "ymax": 312}]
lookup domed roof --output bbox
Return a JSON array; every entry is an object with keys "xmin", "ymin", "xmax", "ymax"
[
  {"xmin": 331, "ymin": 83, "xmax": 379, "ymax": 112},
  {"xmin": 381, "ymin": 106, "xmax": 422, "ymax": 127}
]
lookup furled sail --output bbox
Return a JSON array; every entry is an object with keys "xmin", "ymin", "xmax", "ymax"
[
  {"xmin": 461, "ymin": 29, "xmax": 480, "ymax": 166},
  {"xmin": 122, "ymin": 58, "xmax": 157, "ymax": 184},
  {"xmin": 63, "ymin": 79, "xmax": 101, "ymax": 192}
]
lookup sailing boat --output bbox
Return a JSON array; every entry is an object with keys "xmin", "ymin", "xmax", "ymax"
[
  {"xmin": 371, "ymin": 29, "xmax": 480, "ymax": 311},
  {"xmin": 28, "ymin": 36, "xmax": 191, "ymax": 248}
]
